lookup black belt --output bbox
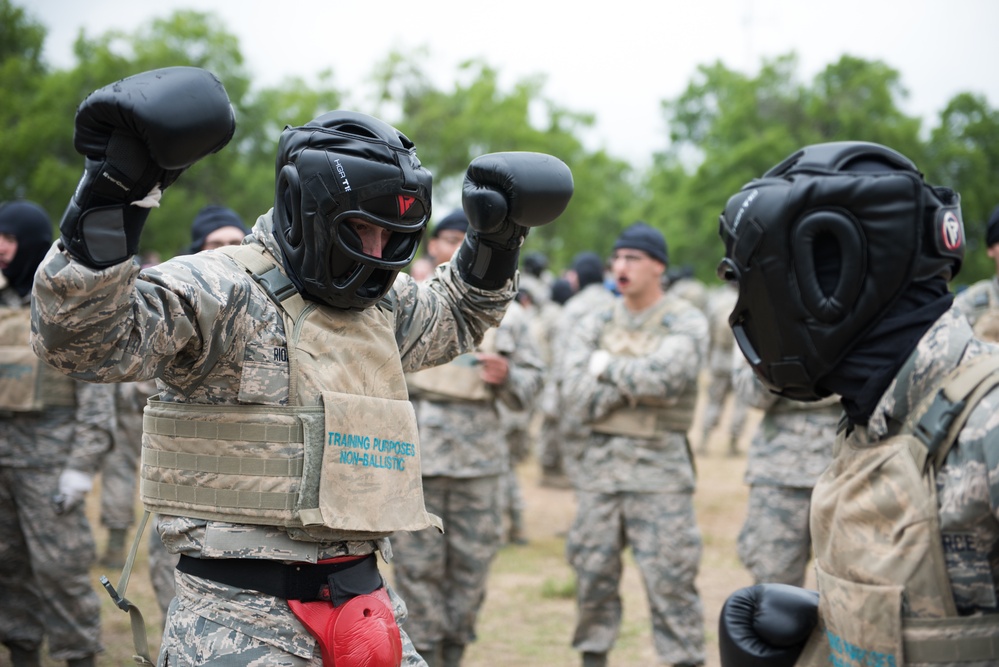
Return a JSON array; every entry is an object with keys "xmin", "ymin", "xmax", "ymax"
[{"xmin": 176, "ymin": 553, "xmax": 381, "ymax": 605}]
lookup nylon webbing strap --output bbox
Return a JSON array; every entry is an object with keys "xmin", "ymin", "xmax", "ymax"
[
  {"xmin": 99, "ymin": 510, "xmax": 155, "ymax": 666},
  {"xmin": 143, "ymin": 448, "xmax": 303, "ymax": 477},
  {"xmin": 905, "ymin": 615, "xmax": 999, "ymax": 662},
  {"xmin": 219, "ymin": 244, "xmax": 308, "ymax": 320},
  {"xmin": 908, "ymin": 354, "xmax": 999, "ymax": 469},
  {"xmin": 142, "ymin": 479, "xmax": 298, "ymax": 510},
  {"xmin": 143, "ymin": 413, "xmax": 303, "ymax": 442}
]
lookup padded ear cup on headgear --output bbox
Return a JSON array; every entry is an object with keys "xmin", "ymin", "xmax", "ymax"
[
  {"xmin": 791, "ymin": 209, "xmax": 866, "ymax": 324},
  {"xmin": 276, "ymin": 164, "xmax": 303, "ymax": 247}
]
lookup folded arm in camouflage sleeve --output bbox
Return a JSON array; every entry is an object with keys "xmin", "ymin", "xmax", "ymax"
[{"xmin": 559, "ymin": 306, "xmax": 708, "ymax": 423}]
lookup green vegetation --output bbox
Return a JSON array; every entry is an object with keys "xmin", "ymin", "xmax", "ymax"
[{"xmin": 3, "ymin": 0, "xmax": 998, "ymax": 284}]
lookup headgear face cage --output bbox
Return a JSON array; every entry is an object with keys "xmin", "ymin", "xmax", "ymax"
[
  {"xmin": 717, "ymin": 141, "xmax": 964, "ymax": 401},
  {"xmin": 273, "ymin": 110, "xmax": 433, "ymax": 310}
]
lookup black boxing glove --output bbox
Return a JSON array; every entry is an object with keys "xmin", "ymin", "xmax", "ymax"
[
  {"xmin": 60, "ymin": 66, "xmax": 235, "ymax": 269},
  {"xmin": 718, "ymin": 583, "xmax": 819, "ymax": 667},
  {"xmin": 455, "ymin": 152, "xmax": 573, "ymax": 289}
]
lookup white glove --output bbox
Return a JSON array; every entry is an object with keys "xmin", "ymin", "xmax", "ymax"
[
  {"xmin": 54, "ymin": 469, "xmax": 93, "ymax": 514},
  {"xmin": 588, "ymin": 350, "xmax": 612, "ymax": 378}
]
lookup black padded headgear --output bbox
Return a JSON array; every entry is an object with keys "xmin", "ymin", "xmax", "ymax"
[
  {"xmin": 273, "ymin": 110, "xmax": 432, "ymax": 310},
  {"xmin": 718, "ymin": 141, "xmax": 964, "ymax": 401}
]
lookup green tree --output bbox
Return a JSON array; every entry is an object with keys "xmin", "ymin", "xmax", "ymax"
[
  {"xmin": 642, "ymin": 53, "xmax": 927, "ymax": 282},
  {"xmin": 369, "ymin": 51, "xmax": 637, "ymax": 269},
  {"xmin": 926, "ymin": 93, "xmax": 999, "ymax": 285}
]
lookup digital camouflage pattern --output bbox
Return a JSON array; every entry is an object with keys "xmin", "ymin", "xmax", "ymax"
[
  {"xmin": 868, "ymin": 306, "xmax": 999, "ymax": 617},
  {"xmin": 99, "ymin": 382, "xmax": 153, "ymax": 532},
  {"xmin": 699, "ymin": 285, "xmax": 748, "ymax": 452},
  {"xmin": 30, "ymin": 211, "xmax": 514, "ymax": 666},
  {"xmin": 731, "ymin": 360, "xmax": 838, "ymax": 587},
  {"xmin": 0, "ymin": 289, "xmax": 116, "ymax": 662},
  {"xmin": 538, "ymin": 283, "xmax": 617, "ymax": 482},
  {"xmin": 558, "ymin": 292, "xmax": 708, "ymax": 665},
  {"xmin": 799, "ymin": 306, "xmax": 999, "ymax": 667},
  {"xmin": 954, "ymin": 275, "xmax": 999, "ymax": 343},
  {"xmin": 392, "ymin": 301, "xmax": 544, "ymax": 651}
]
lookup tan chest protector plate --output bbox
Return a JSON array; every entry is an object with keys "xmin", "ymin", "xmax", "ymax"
[
  {"xmin": 405, "ymin": 328, "xmax": 496, "ymax": 403},
  {"xmin": 0, "ymin": 307, "xmax": 74, "ymax": 411},
  {"xmin": 141, "ymin": 245, "xmax": 438, "ymax": 535},
  {"xmin": 797, "ymin": 355, "xmax": 999, "ymax": 666}
]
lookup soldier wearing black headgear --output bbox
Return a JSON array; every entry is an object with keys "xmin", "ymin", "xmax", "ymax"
[
  {"xmin": 717, "ymin": 142, "xmax": 999, "ymax": 667},
  {"xmin": 31, "ymin": 67, "xmax": 574, "ymax": 667}
]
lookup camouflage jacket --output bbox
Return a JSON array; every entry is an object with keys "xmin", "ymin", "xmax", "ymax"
[
  {"xmin": 732, "ymin": 357, "xmax": 838, "ymax": 488},
  {"xmin": 30, "ymin": 211, "xmax": 514, "ymax": 557},
  {"xmin": 559, "ymin": 293, "xmax": 708, "ymax": 493},
  {"xmin": 411, "ymin": 300, "xmax": 545, "ymax": 478},
  {"xmin": 0, "ymin": 293, "xmax": 115, "ymax": 472},
  {"xmin": 863, "ymin": 306, "xmax": 999, "ymax": 614}
]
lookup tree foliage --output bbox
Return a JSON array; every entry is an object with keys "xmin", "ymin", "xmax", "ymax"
[{"xmin": 2, "ymin": 1, "xmax": 997, "ymax": 286}]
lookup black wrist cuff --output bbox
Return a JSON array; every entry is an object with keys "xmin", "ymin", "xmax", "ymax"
[{"xmin": 455, "ymin": 231, "xmax": 520, "ymax": 290}]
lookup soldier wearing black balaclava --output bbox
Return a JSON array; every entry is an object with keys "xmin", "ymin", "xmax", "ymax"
[{"xmin": 716, "ymin": 142, "xmax": 999, "ymax": 667}]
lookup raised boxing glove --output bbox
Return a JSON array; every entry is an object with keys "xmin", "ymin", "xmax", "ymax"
[
  {"xmin": 718, "ymin": 583, "xmax": 819, "ymax": 667},
  {"xmin": 455, "ymin": 152, "xmax": 573, "ymax": 289},
  {"xmin": 60, "ymin": 66, "xmax": 236, "ymax": 269}
]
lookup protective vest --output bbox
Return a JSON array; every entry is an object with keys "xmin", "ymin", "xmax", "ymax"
[
  {"xmin": 796, "ymin": 354, "xmax": 999, "ymax": 667},
  {"xmin": 405, "ymin": 328, "xmax": 498, "ymax": 403},
  {"xmin": 140, "ymin": 244, "xmax": 440, "ymax": 539},
  {"xmin": 0, "ymin": 306, "xmax": 75, "ymax": 412},
  {"xmin": 590, "ymin": 297, "xmax": 698, "ymax": 438}
]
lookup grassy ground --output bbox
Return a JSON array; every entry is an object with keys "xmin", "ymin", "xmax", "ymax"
[{"xmin": 46, "ymin": 393, "xmax": 781, "ymax": 667}]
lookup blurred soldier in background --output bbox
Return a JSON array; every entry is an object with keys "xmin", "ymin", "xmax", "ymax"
[
  {"xmin": 731, "ymin": 355, "xmax": 837, "ymax": 587},
  {"xmin": 394, "ymin": 209, "xmax": 546, "ymax": 666},
  {"xmin": 954, "ymin": 204, "xmax": 999, "ymax": 342},
  {"xmin": 539, "ymin": 251, "xmax": 614, "ymax": 487},
  {"xmin": 697, "ymin": 284, "xmax": 748, "ymax": 456},
  {"xmin": 0, "ymin": 201, "xmax": 116, "ymax": 667},
  {"xmin": 561, "ymin": 222, "xmax": 707, "ymax": 667}
]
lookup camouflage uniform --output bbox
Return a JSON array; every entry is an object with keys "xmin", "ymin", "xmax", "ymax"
[
  {"xmin": 731, "ymin": 359, "xmax": 838, "ymax": 587},
  {"xmin": 796, "ymin": 306, "xmax": 999, "ymax": 667},
  {"xmin": 0, "ymin": 287, "xmax": 116, "ymax": 663},
  {"xmin": 560, "ymin": 293, "xmax": 708, "ymax": 666},
  {"xmin": 391, "ymin": 300, "xmax": 544, "ymax": 659},
  {"xmin": 954, "ymin": 275, "xmax": 999, "ymax": 342},
  {"xmin": 539, "ymin": 283, "xmax": 617, "ymax": 484},
  {"xmin": 698, "ymin": 285, "xmax": 748, "ymax": 455},
  {"xmin": 30, "ymin": 211, "xmax": 513, "ymax": 667}
]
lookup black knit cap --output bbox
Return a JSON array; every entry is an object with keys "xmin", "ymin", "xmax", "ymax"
[
  {"xmin": 987, "ymin": 205, "xmax": 999, "ymax": 247},
  {"xmin": 431, "ymin": 209, "xmax": 468, "ymax": 237},
  {"xmin": 613, "ymin": 221, "xmax": 668, "ymax": 265},
  {"xmin": 189, "ymin": 205, "xmax": 248, "ymax": 253},
  {"xmin": 0, "ymin": 201, "xmax": 52, "ymax": 297},
  {"xmin": 571, "ymin": 251, "xmax": 605, "ymax": 288}
]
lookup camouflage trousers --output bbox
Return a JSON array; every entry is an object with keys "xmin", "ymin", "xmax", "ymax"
[
  {"xmin": 737, "ymin": 484, "xmax": 813, "ymax": 587},
  {"xmin": 0, "ymin": 466, "xmax": 103, "ymax": 660},
  {"xmin": 566, "ymin": 490, "xmax": 705, "ymax": 665},
  {"xmin": 390, "ymin": 475, "xmax": 503, "ymax": 649},
  {"xmin": 98, "ymin": 410, "xmax": 142, "ymax": 530},
  {"xmin": 159, "ymin": 567, "xmax": 425, "ymax": 666},
  {"xmin": 701, "ymin": 369, "xmax": 748, "ymax": 439},
  {"xmin": 148, "ymin": 517, "xmax": 180, "ymax": 623}
]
